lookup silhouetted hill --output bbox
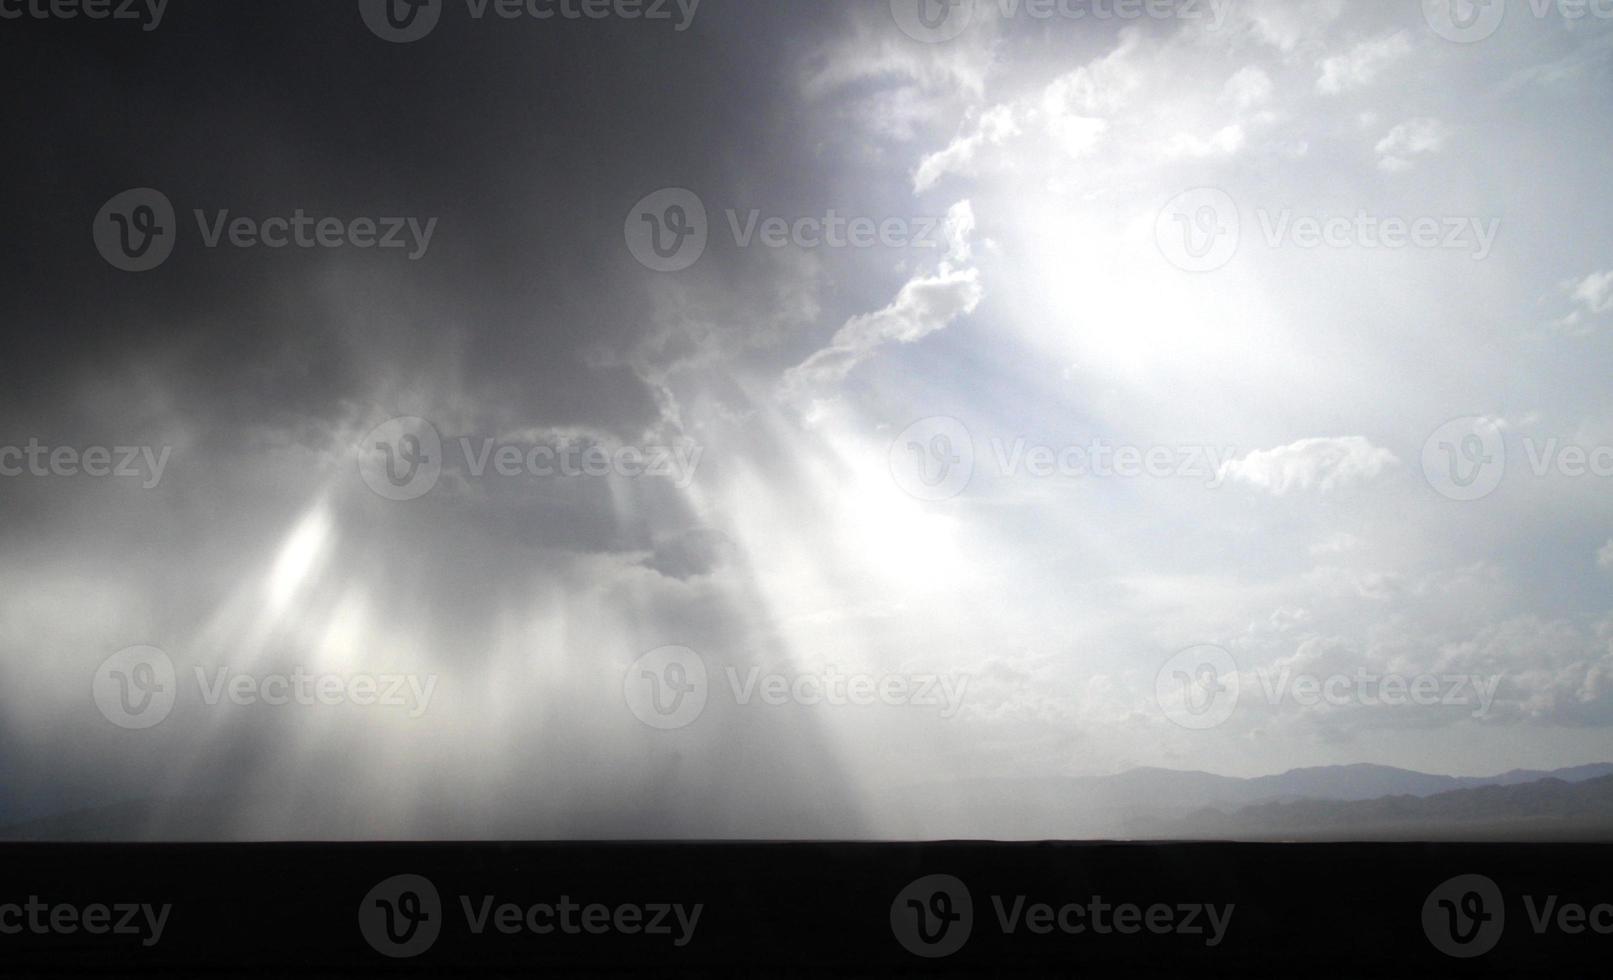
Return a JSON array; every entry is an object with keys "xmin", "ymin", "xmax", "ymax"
[
  {"xmin": 11, "ymin": 764, "xmax": 1613, "ymax": 841},
  {"xmin": 1163, "ymin": 775, "xmax": 1613, "ymax": 841},
  {"xmin": 900, "ymin": 763, "xmax": 1613, "ymax": 839}
]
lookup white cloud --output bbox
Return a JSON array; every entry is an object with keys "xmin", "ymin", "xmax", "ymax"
[
  {"xmin": 1311, "ymin": 533, "xmax": 1363, "ymax": 557},
  {"xmin": 1573, "ymin": 270, "xmax": 1613, "ymax": 313},
  {"xmin": 1222, "ymin": 66, "xmax": 1275, "ymax": 112},
  {"xmin": 1553, "ymin": 269, "xmax": 1613, "ymax": 332},
  {"xmin": 1376, "ymin": 117, "xmax": 1451, "ymax": 172},
  {"xmin": 1238, "ymin": 0, "xmax": 1344, "ymax": 54},
  {"xmin": 1165, "ymin": 124, "xmax": 1246, "ymax": 159},
  {"xmin": 784, "ymin": 202, "xmax": 982, "ymax": 389},
  {"xmin": 1317, "ymin": 32, "xmax": 1413, "ymax": 94},
  {"xmin": 1600, "ymin": 541, "xmax": 1613, "ymax": 570},
  {"xmin": 1219, "ymin": 437, "xmax": 1400, "ymax": 495},
  {"xmin": 914, "ymin": 105, "xmax": 1020, "ymax": 192}
]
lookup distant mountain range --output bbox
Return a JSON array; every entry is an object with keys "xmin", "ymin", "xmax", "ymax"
[
  {"xmin": 7, "ymin": 763, "xmax": 1613, "ymax": 841},
  {"xmin": 900, "ymin": 763, "xmax": 1613, "ymax": 841},
  {"xmin": 1167, "ymin": 774, "xmax": 1613, "ymax": 841}
]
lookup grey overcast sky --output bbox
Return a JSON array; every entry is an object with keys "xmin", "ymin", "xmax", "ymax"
[{"xmin": 1, "ymin": 0, "xmax": 1611, "ymax": 838}]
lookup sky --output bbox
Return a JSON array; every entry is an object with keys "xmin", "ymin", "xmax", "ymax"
[{"xmin": 1, "ymin": 0, "xmax": 1612, "ymax": 839}]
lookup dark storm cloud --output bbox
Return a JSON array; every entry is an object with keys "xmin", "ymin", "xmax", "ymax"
[
  {"xmin": 0, "ymin": 0, "xmax": 834, "ymax": 441},
  {"xmin": 0, "ymin": 0, "xmax": 889, "ymax": 835}
]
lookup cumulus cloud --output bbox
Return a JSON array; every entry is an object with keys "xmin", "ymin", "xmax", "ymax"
[
  {"xmin": 1376, "ymin": 117, "xmax": 1451, "ymax": 172},
  {"xmin": 1555, "ymin": 269, "xmax": 1613, "ymax": 332},
  {"xmin": 1219, "ymin": 438, "xmax": 1400, "ymax": 495},
  {"xmin": 1222, "ymin": 65, "xmax": 1275, "ymax": 112},
  {"xmin": 785, "ymin": 202, "xmax": 982, "ymax": 388},
  {"xmin": 785, "ymin": 267, "xmax": 982, "ymax": 388},
  {"xmin": 1317, "ymin": 32, "xmax": 1413, "ymax": 94},
  {"xmin": 1237, "ymin": 0, "xmax": 1344, "ymax": 54},
  {"xmin": 914, "ymin": 105, "xmax": 1020, "ymax": 192}
]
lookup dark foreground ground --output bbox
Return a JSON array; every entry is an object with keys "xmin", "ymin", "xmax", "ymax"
[{"xmin": 1, "ymin": 841, "xmax": 1610, "ymax": 976}]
